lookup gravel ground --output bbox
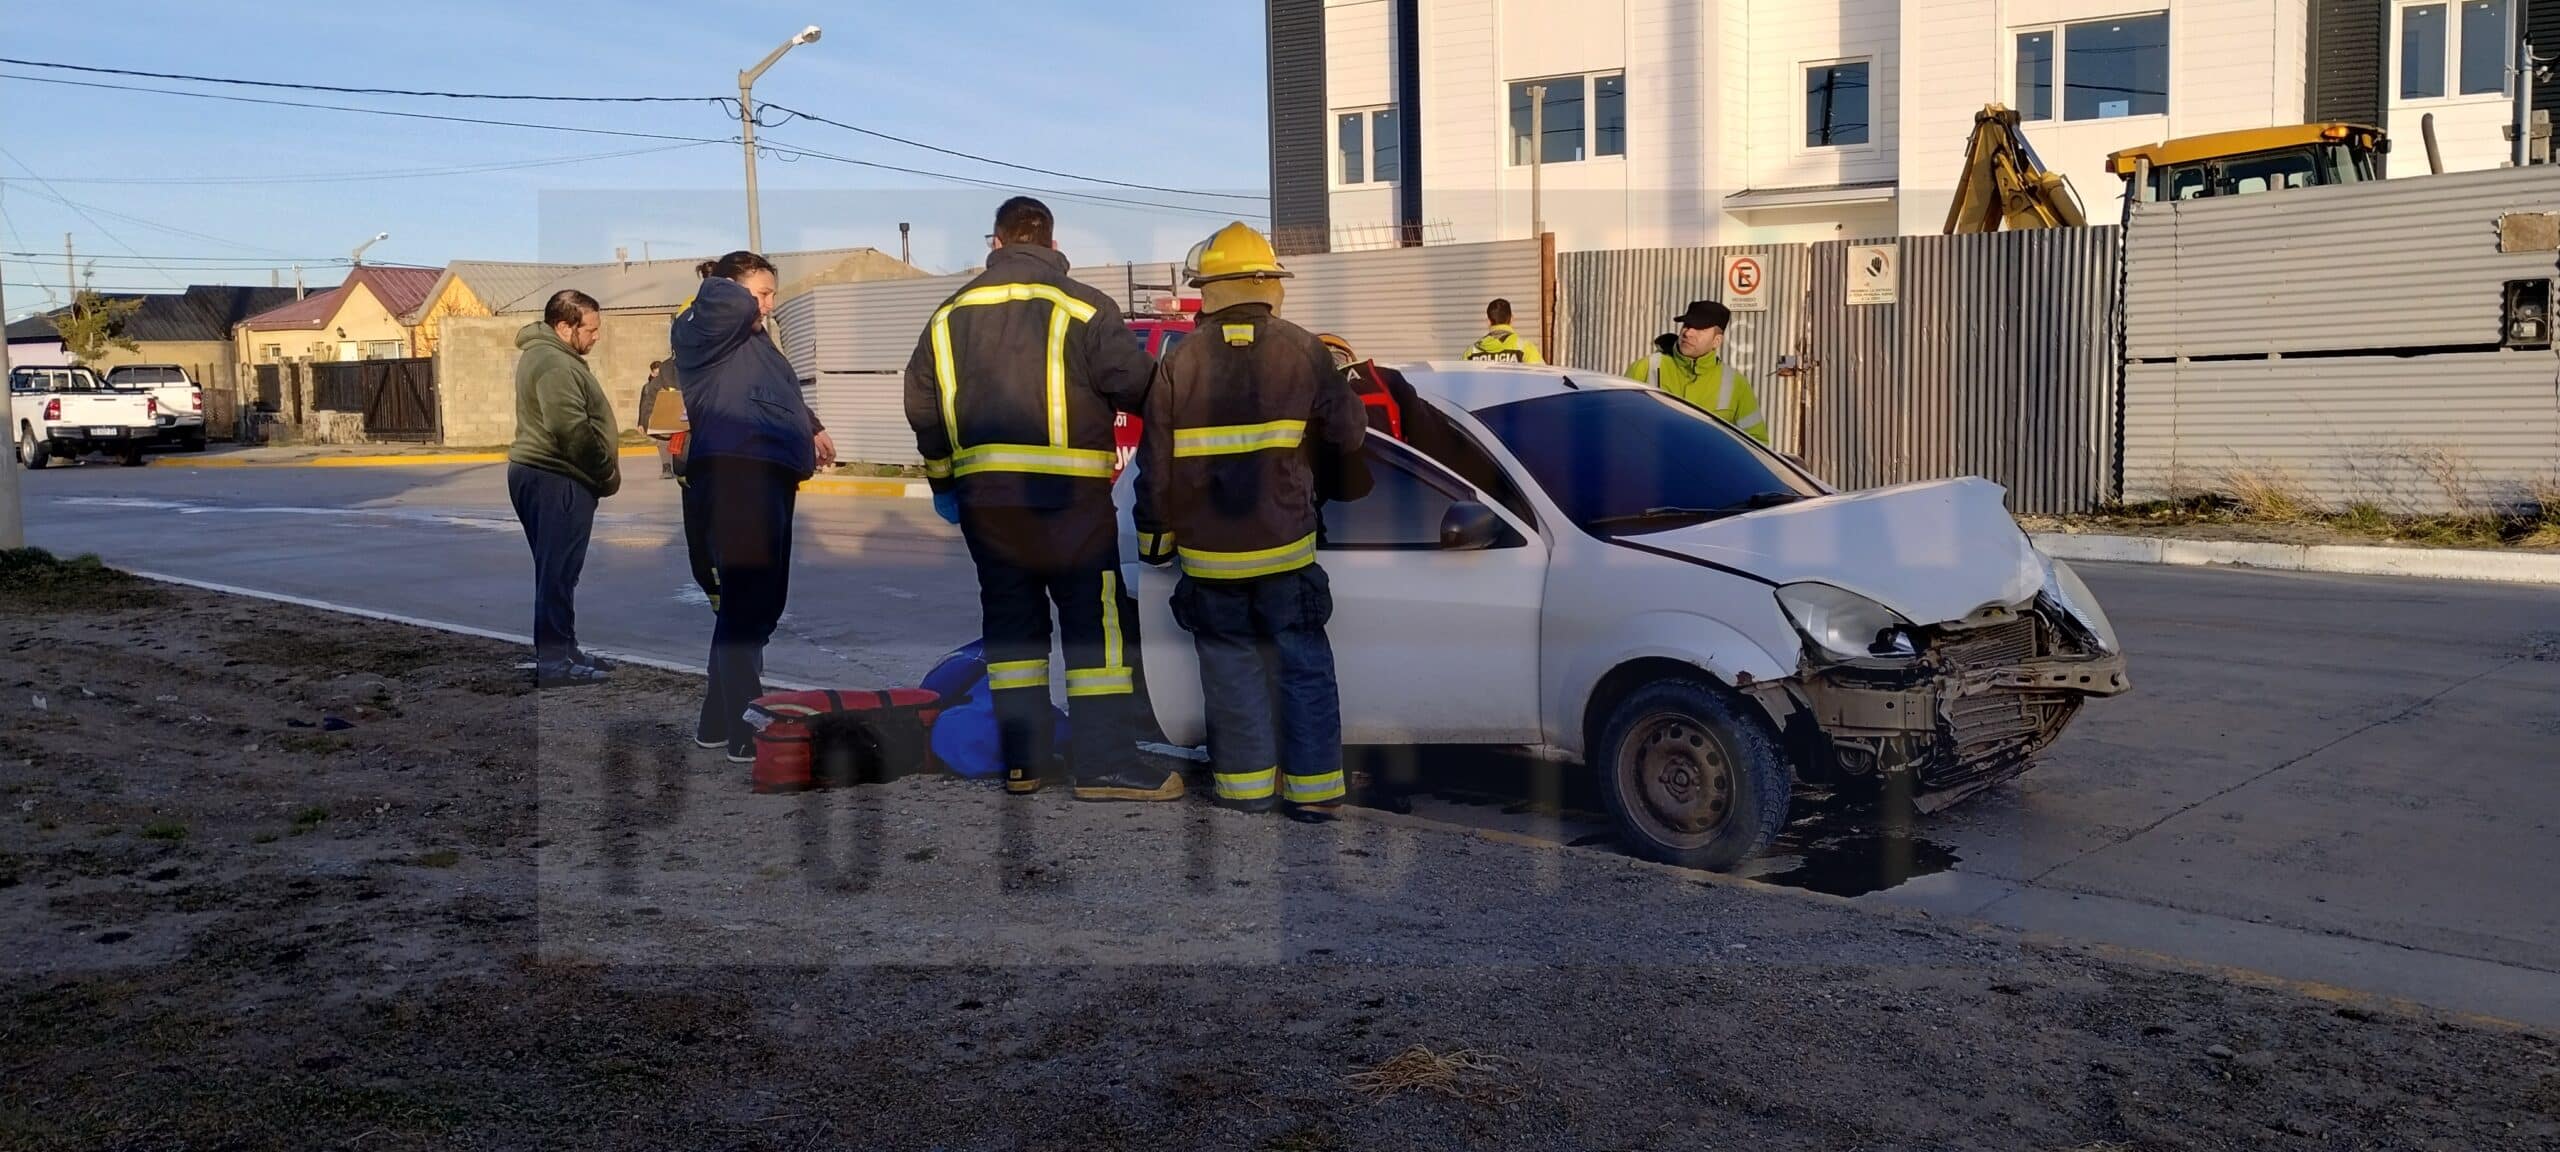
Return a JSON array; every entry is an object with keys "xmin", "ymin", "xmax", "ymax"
[{"xmin": 3, "ymin": 572, "xmax": 2555, "ymax": 1151}]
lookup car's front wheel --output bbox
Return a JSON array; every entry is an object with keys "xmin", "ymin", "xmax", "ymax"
[{"xmin": 1596, "ymin": 678, "xmax": 1793, "ymax": 871}]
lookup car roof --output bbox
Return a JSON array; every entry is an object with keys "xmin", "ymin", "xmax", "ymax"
[{"xmin": 1379, "ymin": 361, "xmax": 1649, "ymax": 413}]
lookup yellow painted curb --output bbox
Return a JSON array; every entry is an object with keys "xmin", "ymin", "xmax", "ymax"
[
  {"xmin": 800, "ymin": 476, "xmax": 930, "ymax": 499},
  {"xmin": 151, "ymin": 446, "xmax": 657, "ymax": 470}
]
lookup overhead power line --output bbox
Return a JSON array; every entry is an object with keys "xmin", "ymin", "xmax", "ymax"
[
  {"xmin": 31, "ymin": 141, "xmax": 718, "ymax": 186},
  {"xmin": 754, "ymin": 137, "xmax": 1267, "ymax": 221},
  {"xmin": 0, "ymin": 145, "xmax": 186, "ymax": 290},
  {"xmin": 2, "ymin": 176, "xmax": 298, "ymax": 256},
  {"xmin": 1, "ymin": 73, "xmax": 1264, "ymax": 220},
  {"xmin": 0, "ymin": 56, "xmax": 715, "ymax": 104},
  {"xmin": 756, "ymin": 103, "xmax": 1266, "ymax": 203}
]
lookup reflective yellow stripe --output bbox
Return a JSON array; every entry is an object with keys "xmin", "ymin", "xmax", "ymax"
[
  {"xmin": 1734, "ymin": 411, "xmax": 1766, "ymax": 430},
  {"xmin": 986, "ymin": 659, "xmax": 1048, "ymax": 692},
  {"xmin": 1065, "ymin": 668, "xmax": 1133, "ymax": 697},
  {"xmin": 922, "ymin": 456, "xmax": 953, "ymax": 479},
  {"xmin": 929, "ymin": 282, "xmax": 1101, "ymax": 464},
  {"xmin": 1138, "ymin": 531, "xmax": 1172, "ymax": 557},
  {"xmin": 1178, "ymin": 533, "xmax": 1317, "ymax": 581},
  {"xmin": 1100, "ymin": 570, "xmax": 1124, "ymax": 672},
  {"xmin": 1221, "ymin": 323, "xmax": 1256, "ymax": 345},
  {"xmin": 1215, "ymin": 768, "xmax": 1277, "ymax": 801},
  {"xmin": 1282, "ymin": 770, "xmax": 1347, "ymax": 804},
  {"xmin": 1047, "ymin": 303, "xmax": 1073, "ymax": 446},
  {"xmin": 1172, "ymin": 420, "xmax": 1306, "ymax": 458},
  {"xmin": 951, "ymin": 444, "xmax": 1115, "ymax": 479}
]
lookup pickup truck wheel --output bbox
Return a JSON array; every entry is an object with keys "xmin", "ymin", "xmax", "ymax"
[
  {"xmin": 119, "ymin": 445, "xmax": 146, "ymax": 467},
  {"xmin": 16, "ymin": 424, "xmax": 46, "ymax": 470},
  {"xmin": 182, "ymin": 432, "xmax": 207, "ymax": 453},
  {"xmin": 1597, "ymin": 679, "xmax": 1793, "ymax": 872}
]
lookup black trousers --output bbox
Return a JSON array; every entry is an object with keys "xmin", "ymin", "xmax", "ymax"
[
  {"xmin": 506, "ymin": 463, "xmax": 598, "ymax": 668},
  {"xmin": 694, "ymin": 456, "xmax": 799, "ymax": 746},
  {"xmin": 677, "ymin": 471, "xmax": 721, "ymax": 610},
  {"xmin": 959, "ymin": 503, "xmax": 1133, "ymax": 785}
]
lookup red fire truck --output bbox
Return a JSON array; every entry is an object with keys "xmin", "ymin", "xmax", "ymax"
[{"xmin": 1112, "ymin": 289, "xmax": 1197, "ymax": 478}]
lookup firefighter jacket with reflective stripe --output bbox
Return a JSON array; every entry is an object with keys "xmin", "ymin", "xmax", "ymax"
[
  {"xmin": 903, "ymin": 245, "xmax": 1156, "ymax": 509},
  {"xmin": 1464, "ymin": 324, "xmax": 1544, "ymax": 364},
  {"xmin": 1627, "ymin": 344, "xmax": 1767, "ymax": 444},
  {"xmin": 1135, "ymin": 303, "xmax": 1371, "ymax": 580}
]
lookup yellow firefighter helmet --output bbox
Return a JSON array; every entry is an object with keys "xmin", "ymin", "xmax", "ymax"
[{"xmin": 1183, "ymin": 222, "xmax": 1292, "ymax": 288}]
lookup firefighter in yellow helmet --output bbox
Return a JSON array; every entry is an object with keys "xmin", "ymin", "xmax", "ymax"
[
  {"xmin": 1134, "ymin": 222, "xmax": 1371, "ymax": 819},
  {"xmin": 903, "ymin": 197, "xmax": 1180, "ymax": 802}
]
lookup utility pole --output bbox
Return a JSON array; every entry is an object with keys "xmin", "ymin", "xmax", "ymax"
[
  {"xmin": 63, "ymin": 233, "xmax": 74, "ymax": 296},
  {"xmin": 899, "ymin": 222, "xmax": 911, "ymax": 265},
  {"xmin": 739, "ymin": 25, "xmax": 823, "ymax": 254},
  {"xmin": 2515, "ymin": 22, "xmax": 2539, "ymax": 167},
  {"xmin": 1527, "ymin": 84, "xmax": 1547, "ymax": 242},
  {"xmin": 0, "ymin": 265, "xmax": 22, "ymax": 549}
]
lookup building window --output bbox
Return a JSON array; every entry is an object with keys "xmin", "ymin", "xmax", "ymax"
[
  {"xmin": 2016, "ymin": 31, "xmax": 2056, "ymax": 121},
  {"xmin": 258, "ymin": 344, "xmax": 281, "ymax": 362},
  {"xmin": 1336, "ymin": 107, "xmax": 1398, "ymax": 185},
  {"xmin": 2403, "ymin": 0, "xmax": 2510, "ymax": 99},
  {"xmin": 1595, "ymin": 74, "xmax": 1626, "ymax": 156},
  {"xmin": 2064, "ymin": 13, "xmax": 2170, "ymax": 119},
  {"xmin": 363, "ymin": 340, "xmax": 405, "ymax": 360},
  {"xmin": 1805, "ymin": 61, "xmax": 1871, "ymax": 147}
]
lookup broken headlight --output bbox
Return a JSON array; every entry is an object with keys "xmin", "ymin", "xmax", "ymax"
[
  {"xmin": 1776, "ymin": 582, "xmax": 1917, "ymax": 662},
  {"xmin": 2039, "ymin": 557, "xmax": 2119, "ymax": 654}
]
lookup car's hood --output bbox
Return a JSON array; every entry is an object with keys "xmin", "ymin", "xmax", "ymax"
[{"xmin": 1624, "ymin": 477, "xmax": 2044, "ymax": 626}]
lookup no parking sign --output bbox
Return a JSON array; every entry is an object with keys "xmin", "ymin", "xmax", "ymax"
[{"xmin": 1722, "ymin": 254, "xmax": 1768, "ymax": 312}]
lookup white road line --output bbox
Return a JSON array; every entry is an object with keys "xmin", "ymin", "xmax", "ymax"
[{"xmin": 124, "ymin": 569, "xmax": 816, "ymax": 690}]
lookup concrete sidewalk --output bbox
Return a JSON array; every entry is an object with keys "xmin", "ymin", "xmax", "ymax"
[{"xmin": 2035, "ymin": 531, "xmax": 2560, "ymax": 586}]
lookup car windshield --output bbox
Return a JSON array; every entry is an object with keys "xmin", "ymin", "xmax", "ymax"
[{"xmin": 1470, "ymin": 387, "xmax": 1823, "ymax": 535}]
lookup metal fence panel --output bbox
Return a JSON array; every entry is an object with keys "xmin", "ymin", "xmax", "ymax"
[
  {"xmin": 792, "ymin": 264, "xmax": 1179, "ymax": 376},
  {"xmin": 807, "ymin": 372, "xmax": 921, "ymax": 467},
  {"xmin": 2126, "ymin": 166, "xmax": 2560, "ymax": 359},
  {"xmin": 1801, "ymin": 240, "xmax": 1915, "ymax": 491},
  {"xmin": 1911, "ymin": 228, "xmax": 2121, "ymax": 514},
  {"xmin": 1554, "ymin": 244, "xmax": 1808, "ymax": 452},
  {"xmin": 2122, "ymin": 351, "xmax": 2560, "ymax": 512},
  {"xmin": 1285, "ymin": 240, "xmax": 1544, "ymax": 365}
]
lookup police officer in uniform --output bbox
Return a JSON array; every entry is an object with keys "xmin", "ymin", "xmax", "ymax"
[
  {"xmin": 905, "ymin": 197, "xmax": 1180, "ymax": 801},
  {"xmin": 1463, "ymin": 298, "xmax": 1543, "ymax": 363},
  {"xmin": 1134, "ymin": 223, "xmax": 1371, "ymax": 819}
]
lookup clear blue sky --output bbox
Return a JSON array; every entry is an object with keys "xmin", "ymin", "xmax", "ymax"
[{"xmin": 0, "ymin": 0, "xmax": 1270, "ymax": 317}]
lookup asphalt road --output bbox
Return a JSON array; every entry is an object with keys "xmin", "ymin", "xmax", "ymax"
[{"xmin": 17, "ymin": 457, "xmax": 2560, "ymax": 1030}]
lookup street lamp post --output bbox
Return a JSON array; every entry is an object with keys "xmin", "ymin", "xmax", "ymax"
[
  {"xmin": 739, "ymin": 25, "xmax": 822, "ymax": 254},
  {"xmin": 351, "ymin": 232, "xmax": 390, "ymax": 266}
]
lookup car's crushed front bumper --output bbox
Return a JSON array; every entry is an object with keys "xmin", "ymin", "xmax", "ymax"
[{"xmin": 1752, "ymin": 607, "xmax": 2129, "ymax": 810}]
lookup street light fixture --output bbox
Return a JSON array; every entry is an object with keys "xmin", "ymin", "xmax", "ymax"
[
  {"xmin": 351, "ymin": 232, "xmax": 390, "ymax": 266},
  {"xmin": 739, "ymin": 25, "xmax": 822, "ymax": 254}
]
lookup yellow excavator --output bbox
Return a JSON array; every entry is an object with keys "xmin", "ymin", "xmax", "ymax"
[
  {"xmin": 1944, "ymin": 105, "xmax": 2087, "ymax": 233},
  {"xmin": 1945, "ymin": 104, "xmax": 2391, "ymax": 232}
]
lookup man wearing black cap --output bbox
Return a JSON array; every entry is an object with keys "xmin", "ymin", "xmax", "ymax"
[{"xmin": 1627, "ymin": 300, "xmax": 1766, "ymax": 444}]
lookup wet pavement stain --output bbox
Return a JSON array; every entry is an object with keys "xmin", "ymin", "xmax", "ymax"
[{"xmin": 1750, "ymin": 832, "xmax": 1961, "ymax": 898}]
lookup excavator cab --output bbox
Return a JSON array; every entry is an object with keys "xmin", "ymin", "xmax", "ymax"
[{"xmin": 2108, "ymin": 125, "xmax": 2386, "ymax": 204}]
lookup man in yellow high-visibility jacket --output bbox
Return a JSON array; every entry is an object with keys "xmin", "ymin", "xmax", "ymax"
[
  {"xmin": 1464, "ymin": 298, "xmax": 1543, "ymax": 363},
  {"xmin": 1626, "ymin": 300, "xmax": 1766, "ymax": 444}
]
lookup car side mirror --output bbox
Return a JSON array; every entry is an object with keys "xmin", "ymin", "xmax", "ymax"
[{"xmin": 1439, "ymin": 500, "xmax": 1504, "ymax": 551}]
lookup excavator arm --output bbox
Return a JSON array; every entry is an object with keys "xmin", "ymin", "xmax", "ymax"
[{"xmin": 1944, "ymin": 104, "xmax": 2089, "ymax": 234}]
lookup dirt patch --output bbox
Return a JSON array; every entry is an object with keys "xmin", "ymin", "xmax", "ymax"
[
  {"xmin": 2025, "ymin": 497, "xmax": 2560, "ymax": 554},
  {"xmin": 2, "ymin": 588, "xmax": 2554, "ymax": 1150},
  {"xmin": 0, "ymin": 547, "xmax": 169, "ymax": 612}
]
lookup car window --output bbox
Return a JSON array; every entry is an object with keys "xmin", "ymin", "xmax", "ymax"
[
  {"xmin": 1471, "ymin": 387, "xmax": 1823, "ymax": 535},
  {"xmin": 1411, "ymin": 402, "xmax": 1538, "ymax": 529},
  {"xmin": 1321, "ymin": 442, "xmax": 1464, "ymax": 549},
  {"xmin": 108, "ymin": 367, "xmax": 184, "ymax": 384}
]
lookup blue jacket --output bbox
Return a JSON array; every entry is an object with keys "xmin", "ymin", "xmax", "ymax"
[{"xmin": 672, "ymin": 277, "xmax": 818, "ymax": 479}]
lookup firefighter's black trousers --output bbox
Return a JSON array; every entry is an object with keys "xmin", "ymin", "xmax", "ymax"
[{"xmin": 958, "ymin": 502, "xmax": 1135, "ymax": 786}]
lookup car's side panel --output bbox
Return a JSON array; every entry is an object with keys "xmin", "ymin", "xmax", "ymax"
[{"xmin": 1538, "ymin": 533, "xmax": 1803, "ymax": 759}]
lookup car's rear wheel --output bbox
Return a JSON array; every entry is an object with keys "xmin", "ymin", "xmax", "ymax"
[
  {"xmin": 16, "ymin": 424, "xmax": 48, "ymax": 471},
  {"xmin": 119, "ymin": 444, "xmax": 146, "ymax": 467},
  {"xmin": 1596, "ymin": 678, "xmax": 1793, "ymax": 871}
]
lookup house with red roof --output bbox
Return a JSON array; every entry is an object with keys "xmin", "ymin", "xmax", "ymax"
[{"xmin": 233, "ymin": 265, "xmax": 442, "ymax": 368}]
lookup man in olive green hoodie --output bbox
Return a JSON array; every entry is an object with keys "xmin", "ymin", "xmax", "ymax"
[{"xmin": 507, "ymin": 290, "xmax": 620, "ymax": 687}]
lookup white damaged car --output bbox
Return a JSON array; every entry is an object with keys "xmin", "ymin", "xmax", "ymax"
[{"xmin": 1117, "ymin": 362, "xmax": 2128, "ymax": 871}]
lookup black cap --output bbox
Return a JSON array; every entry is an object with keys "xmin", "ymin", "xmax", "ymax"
[{"xmin": 1674, "ymin": 300, "xmax": 1732, "ymax": 330}]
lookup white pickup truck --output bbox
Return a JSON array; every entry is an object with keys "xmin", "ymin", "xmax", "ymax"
[
  {"xmin": 103, "ymin": 364, "xmax": 207, "ymax": 451},
  {"xmin": 9, "ymin": 365, "xmax": 160, "ymax": 468}
]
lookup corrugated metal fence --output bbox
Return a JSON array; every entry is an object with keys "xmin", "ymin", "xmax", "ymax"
[
  {"xmin": 1555, "ymin": 245, "xmax": 1809, "ymax": 453},
  {"xmin": 1560, "ymin": 231, "xmax": 2120, "ymax": 513},
  {"xmin": 2121, "ymin": 167, "xmax": 2560, "ymax": 510}
]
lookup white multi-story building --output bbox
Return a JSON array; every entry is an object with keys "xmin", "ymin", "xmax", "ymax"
[{"xmin": 1264, "ymin": 0, "xmax": 2548, "ymax": 251}]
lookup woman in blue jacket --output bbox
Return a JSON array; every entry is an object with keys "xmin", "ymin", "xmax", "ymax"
[{"xmin": 674, "ymin": 251, "xmax": 835, "ymax": 759}]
